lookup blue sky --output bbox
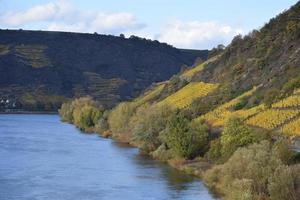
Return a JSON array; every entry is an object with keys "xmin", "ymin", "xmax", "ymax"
[{"xmin": 0, "ymin": 0, "xmax": 298, "ymax": 49}]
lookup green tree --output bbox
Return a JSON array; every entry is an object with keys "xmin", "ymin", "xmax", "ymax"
[
  {"xmin": 59, "ymin": 101, "xmax": 74, "ymax": 123},
  {"xmin": 59, "ymin": 97, "xmax": 103, "ymax": 131},
  {"xmin": 220, "ymin": 117, "xmax": 262, "ymax": 160},
  {"xmin": 95, "ymin": 110, "xmax": 110, "ymax": 134},
  {"xmin": 78, "ymin": 105, "xmax": 102, "ymax": 130},
  {"xmin": 206, "ymin": 138, "xmax": 222, "ymax": 162},
  {"xmin": 108, "ymin": 102, "xmax": 136, "ymax": 139},
  {"xmin": 263, "ymin": 89, "xmax": 280, "ymax": 108},
  {"xmin": 131, "ymin": 104, "xmax": 174, "ymax": 152},
  {"xmin": 204, "ymin": 140, "xmax": 299, "ymax": 200},
  {"xmin": 162, "ymin": 113, "xmax": 209, "ymax": 158}
]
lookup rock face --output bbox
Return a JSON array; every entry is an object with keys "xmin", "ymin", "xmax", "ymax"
[{"xmin": 0, "ymin": 30, "xmax": 208, "ymax": 111}]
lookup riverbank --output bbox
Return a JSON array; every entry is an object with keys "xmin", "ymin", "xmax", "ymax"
[
  {"xmin": 0, "ymin": 114, "xmax": 216, "ymax": 200},
  {"xmin": 58, "ymin": 97, "xmax": 300, "ymax": 199},
  {"xmin": 95, "ymin": 130, "xmax": 220, "ymax": 197}
]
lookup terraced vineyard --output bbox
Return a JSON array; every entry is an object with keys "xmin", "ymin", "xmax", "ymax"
[
  {"xmin": 157, "ymin": 82, "xmax": 218, "ymax": 109},
  {"xmin": 196, "ymin": 87, "xmax": 259, "ymax": 126},
  {"xmin": 294, "ymin": 88, "xmax": 300, "ymax": 95},
  {"xmin": 282, "ymin": 117, "xmax": 300, "ymax": 136},
  {"xmin": 0, "ymin": 44, "xmax": 10, "ymax": 56},
  {"xmin": 272, "ymin": 94, "xmax": 300, "ymax": 108},
  {"xmin": 134, "ymin": 83, "xmax": 165, "ymax": 106},
  {"xmin": 15, "ymin": 45, "xmax": 52, "ymax": 68},
  {"xmin": 246, "ymin": 109, "xmax": 300, "ymax": 130},
  {"xmin": 81, "ymin": 72, "xmax": 126, "ymax": 105},
  {"xmin": 244, "ymin": 92, "xmax": 300, "ymax": 134},
  {"xmin": 195, "ymin": 86, "xmax": 300, "ymax": 136}
]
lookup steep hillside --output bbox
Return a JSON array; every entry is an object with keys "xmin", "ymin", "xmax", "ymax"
[
  {"xmin": 192, "ymin": 2, "xmax": 300, "ymax": 95},
  {"xmin": 125, "ymin": 2, "xmax": 300, "ymax": 137},
  {"xmin": 58, "ymin": 3, "xmax": 300, "ymax": 199},
  {"xmin": 0, "ymin": 29, "xmax": 208, "ymax": 111}
]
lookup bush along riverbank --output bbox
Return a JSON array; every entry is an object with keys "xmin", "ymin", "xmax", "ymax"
[{"xmin": 59, "ymin": 97, "xmax": 300, "ymax": 200}]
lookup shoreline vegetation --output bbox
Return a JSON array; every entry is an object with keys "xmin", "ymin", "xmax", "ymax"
[{"xmin": 59, "ymin": 96, "xmax": 300, "ymax": 200}]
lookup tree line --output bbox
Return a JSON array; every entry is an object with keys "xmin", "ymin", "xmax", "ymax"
[{"xmin": 59, "ymin": 96, "xmax": 299, "ymax": 200}]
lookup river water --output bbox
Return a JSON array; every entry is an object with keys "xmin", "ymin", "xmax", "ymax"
[{"xmin": 0, "ymin": 114, "xmax": 216, "ymax": 200}]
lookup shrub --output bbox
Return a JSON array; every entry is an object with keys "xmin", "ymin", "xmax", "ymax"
[
  {"xmin": 59, "ymin": 101, "xmax": 74, "ymax": 123},
  {"xmin": 130, "ymin": 104, "xmax": 174, "ymax": 152},
  {"xmin": 268, "ymin": 165, "xmax": 298, "ymax": 200},
  {"xmin": 108, "ymin": 102, "xmax": 136, "ymax": 138},
  {"xmin": 59, "ymin": 97, "xmax": 104, "ymax": 131},
  {"xmin": 151, "ymin": 144, "xmax": 174, "ymax": 161},
  {"xmin": 233, "ymin": 96, "xmax": 248, "ymax": 110},
  {"xmin": 272, "ymin": 139, "xmax": 294, "ymax": 165},
  {"xmin": 95, "ymin": 110, "xmax": 110, "ymax": 134},
  {"xmin": 78, "ymin": 105, "xmax": 102, "ymax": 130},
  {"xmin": 206, "ymin": 138, "xmax": 222, "ymax": 162},
  {"xmin": 161, "ymin": 113, "xmax": 209, "ymax": 159},
  {"xmin": 282, "ymin": 75, "xmax": 300, "ymax": 95},
  {"xmin": 263, "ymin": 89, "xmax": 280, "ymax": 108},
  {"xmin": 220, "ymin": 117, "xmax": 262, "ymax": 160},
  {"xmin": 204, "ymin": 140, "xmax": 299, "ymax": 200}
]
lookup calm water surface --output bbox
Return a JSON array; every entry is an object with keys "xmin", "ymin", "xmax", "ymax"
[{"xmin": 0, "ymin": 114, "xmax": 216, "ymax": 200}]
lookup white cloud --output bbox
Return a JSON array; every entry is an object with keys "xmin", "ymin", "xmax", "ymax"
[
  {"xmin": 0, "ymin": 0, "xmax": 71, "ymax": 26},
  {"xmin": 0, "ymin": 0, "xmax": 145, "ymax": 34},
  {"xmin": 157, "ymin": 20, "xmax": 244, "ymax": 49},
  {"xmin": 47, "ymin": 12, "xmax": 145, "ymax": 33},
  {"xmin": 0, "ymin": 0, "xmax": 244, "ymax": 49}
]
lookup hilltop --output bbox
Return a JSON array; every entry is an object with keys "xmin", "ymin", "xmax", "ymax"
[
  {"xmin": 0, "ymin": 29, "xmax": 208, "ymax": 111},
  {"xmin": 125, "ymin": 1, "xmax": 300, "ymax": 137}
]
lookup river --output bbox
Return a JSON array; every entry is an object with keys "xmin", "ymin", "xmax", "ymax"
[{"xmin": 0, "ymin": 114, "xmax": 216, "ymax": 200}]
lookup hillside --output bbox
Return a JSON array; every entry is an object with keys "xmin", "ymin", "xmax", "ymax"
[
  {"xmin": 124, "ymin": 2, "xmax": 300, "ymax": 137},
  {"xmin": 58, "ymin": 3, "xmax": 300, "ymax": 199},
  {"xmin": 0, "ymin": 29, "xmax": 208, "ymax": 111}
]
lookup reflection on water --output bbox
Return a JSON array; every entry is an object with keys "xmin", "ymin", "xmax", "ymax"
[{"xmin": 0, "ymin": 114, "xmax": 216, "ymax": 200}]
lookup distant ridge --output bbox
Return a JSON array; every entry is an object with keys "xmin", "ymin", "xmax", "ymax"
[{"xmin": 0, "ymin": 29, "xmax": 208, "ymax": 111}]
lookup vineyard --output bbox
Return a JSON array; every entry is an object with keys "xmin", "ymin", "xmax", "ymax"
[
  {"xmin": 181, "ymin": 63, "xmax": 205, "ymax": 79},
  {"xmin": 181, "ymin": 55, "xmax": 220, "ymax": 79},
  {"xmin": 272, "ymin": 94, "xmax": 300, "ymax": 108},
  {"xmin": 157, "ymin": 82, "xmax": 218, "ymax": 109},
  {"xmin": 134, "ymin": 83, "xmax": 165, "ymax": 106},
  {"xmin": 282, "ymin": 117, "xmax": 300, "ymax": 136},
  {"xmin": 246, "ymin": 109, "xmax": 300, "ymax": 130},
  {"xmin": 15, "ymin": 45, "xmax": 52, "ymax": 68},
  {"xmin": 294, "ymin": 88, "xmax": 300, "ymax": 95},
  {"xmin": 0, "ymin": 44, "xmax": 10, "ymax": 56},
  {"xmin": 196, "ymin": 87, "xmax": 259, "ymax": 126}
]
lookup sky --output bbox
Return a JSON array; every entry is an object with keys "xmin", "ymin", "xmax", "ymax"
[{"xmin": 0, "ymin": 0, "xmax": 298, "ymax": 49}]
